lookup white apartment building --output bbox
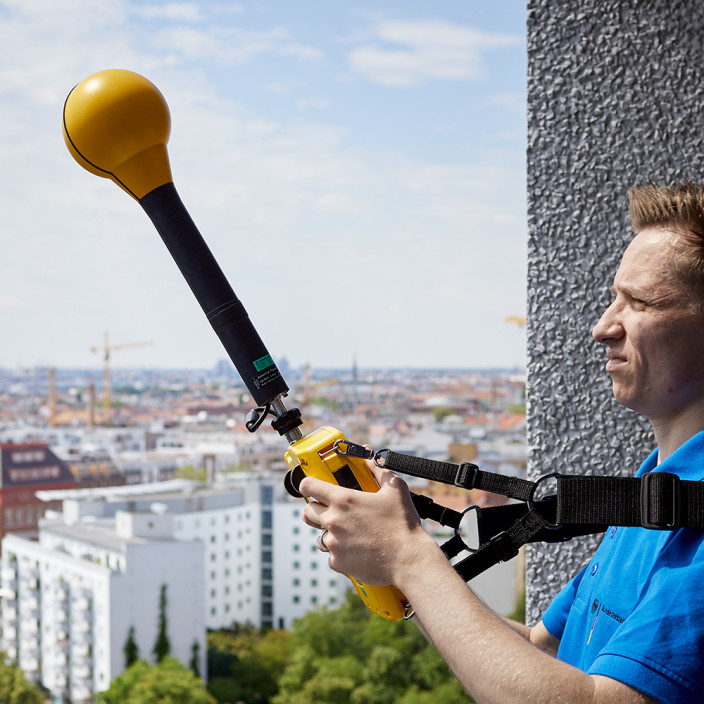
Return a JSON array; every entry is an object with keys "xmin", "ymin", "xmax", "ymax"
[
  {"xmin": 0, "ymin": 476, "xmax": 350, "ymax": 699},
  {"xmin": 0, "ymin": 520, "xmax": 205, "ymax": 703},
  {"xmin": 33, "ymin": 477, "xmax": 348, "ymax": 629}
]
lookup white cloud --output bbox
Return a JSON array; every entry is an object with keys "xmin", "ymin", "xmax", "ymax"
[
  {"xmin": 146, "ymin": 25, "xmax": 323, "ymax": 66},
  {"xmin": 349, "ymin": 19, "xmax": 521, "ymax": 87},
  {"xmin": 132, "ymin": 3, "xmax": 204, "ymax": 22}
]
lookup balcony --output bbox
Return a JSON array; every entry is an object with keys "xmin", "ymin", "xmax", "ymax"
[
  {"xmin": 20, "ymin": 617, "xmax": 39, "ymax": 634},
  {"xmin": 19, "ymin": 656, "xmax": 39, "ymax": 674},
  {"xmin": 70, "ymin": 630, "xmax": 92, "ymax": 645},
  {"xmin": 19, "ymin": 571, "xmax": 39, "ymax": 589},
  {"xmin": 72, "ymin": 619, "xmax": 92, "ymax": 634},
  {"xmin": 71, "ymin": 684, "xmax": 92, "ymax": 702},
  {"xmin": 72, "ymin": 642, "xmax": 90, "ymax": 657},
  {"xmin": 3, "ymin": 606, "xmax": 18, "ymax": 621},
  {"xmin": 53, "ymin": 651, "xmax": 69, "ymax": 666},
  {"xmin": 20, "ymin": 636, "xmax": 39, "ymax": 652},
  {"xmin": 20, "ymin": 595, "xmax": 39, "ymax": 612},
  {"xmin": 0, "ymin": 586, "xmax": 17, "ymax": 601},
  {"xmin": 72, "ymin": 664, "xmax": 92, "ymax": 680},
  {"xmin": 1, "ymin": 566, "xmax": 17, "ymax": 585}
]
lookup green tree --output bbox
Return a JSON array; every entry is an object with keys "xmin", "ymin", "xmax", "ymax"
[
  {"xmin": 0, "ymin": 656, "xmax": 45, "ymax": 704},
  {"xmin": 124, "ymin": 625, "xmax": 140, "ymax": 668},
  {"xmin": 176, "ymin": 465, "xmax": 208, "ymax": 482},
  {"xmin": 190, "ymin": 639, "xmax": 201, "ymax": 678},
  {"xmin": 272, "ymin": 592, "xmax": 471, "ymax": 704},
  {"xmin": 207, "ymin": 627, "xmax": 291, "ymax": 704},
  {"xmin": 98, "ymin": 659, "xmax": 152, "ymax": 704},
  {"xmin": 99, "ymin": 657, "xmax": 215, "ymax": 704},
  {"xmin": 152, "ymin": 584, "xmax": 171, "ymax": 662}
]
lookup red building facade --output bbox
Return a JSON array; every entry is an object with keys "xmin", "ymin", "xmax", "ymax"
[{"xmin": 0, "ymin": 442, "xmax": 77, "ymax": 549}]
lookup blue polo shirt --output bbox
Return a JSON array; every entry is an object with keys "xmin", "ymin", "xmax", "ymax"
[{"xmin": 542, "ymin": 430, "xmax": 704, "ymax": 703}]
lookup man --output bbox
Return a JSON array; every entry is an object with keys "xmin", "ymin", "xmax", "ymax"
[{"xmin": 300, "ymin": 181, "xmax": 704, "ymax": 704}]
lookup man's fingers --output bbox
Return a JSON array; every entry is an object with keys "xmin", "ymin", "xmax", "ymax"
[{"xmin": 299, "ymin": 475, "xmax": 343, "ymax": 503}]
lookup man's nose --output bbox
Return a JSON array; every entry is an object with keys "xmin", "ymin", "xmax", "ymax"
[{"xmin": 592, "ymin": 303, "xmax": 624, "ymax": 343}]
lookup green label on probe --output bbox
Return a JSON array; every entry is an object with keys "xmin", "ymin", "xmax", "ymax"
[{"xmin": 254, "ymin": 354, "xmax": 274, "ymax": 372}]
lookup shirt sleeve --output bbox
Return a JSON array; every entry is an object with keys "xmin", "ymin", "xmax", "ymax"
[{"xmin": 540, "ymin": 565, "xmax": 587, "ymax": 640}]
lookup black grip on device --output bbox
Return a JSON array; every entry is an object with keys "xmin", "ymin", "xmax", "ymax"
[{"xmin": 139, "ymin": 182, "xmax": 289, "ymax": 406}]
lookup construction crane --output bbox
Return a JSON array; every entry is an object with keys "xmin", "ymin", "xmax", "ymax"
[{"xmin": 90, "ymin": 332, "xmax": 153, "ymax": 425}]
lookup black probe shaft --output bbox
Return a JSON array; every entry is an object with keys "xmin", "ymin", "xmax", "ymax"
[{"xmin": 140, "ymin": 182, "xmax": 289, "ymax": 407}]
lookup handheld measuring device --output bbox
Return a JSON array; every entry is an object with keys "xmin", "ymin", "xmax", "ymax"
[{"xmin": 62, "ymin": 69, "xmax": 408, "ymax": 621}]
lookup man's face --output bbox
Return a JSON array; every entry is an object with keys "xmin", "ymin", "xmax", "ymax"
[{"xmin": 592, "ymin": 226, "xmax": 704, "ymax": 423}]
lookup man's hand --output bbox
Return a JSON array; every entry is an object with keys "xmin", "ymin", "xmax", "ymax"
[{"xmin": 299, "ymin": 462, "xmax": 435, "ymax": 587}]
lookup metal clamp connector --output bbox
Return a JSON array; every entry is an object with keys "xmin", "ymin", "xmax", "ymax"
[{"xmin": 333, "ymin": 440, "xmax": 374, "ymax": 460}]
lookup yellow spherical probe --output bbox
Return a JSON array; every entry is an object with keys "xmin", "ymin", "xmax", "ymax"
[{"xmin": 62, "ymin": 69, "xmax": 173, "ymax": 200}]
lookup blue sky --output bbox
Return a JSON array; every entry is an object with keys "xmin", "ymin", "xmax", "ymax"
[{"xmin": 0, "ymin": 1, "xmax": 526, "ymax": 372}]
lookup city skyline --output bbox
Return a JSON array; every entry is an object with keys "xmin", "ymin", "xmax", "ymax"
[{"xmin": 0, "ymin": 1, "xmax": 527, "ymax": 371}]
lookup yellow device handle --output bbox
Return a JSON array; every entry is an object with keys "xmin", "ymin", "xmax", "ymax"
[{"xmin": 285, "ymin": 426, "xmax": 409, "ymax": 621}]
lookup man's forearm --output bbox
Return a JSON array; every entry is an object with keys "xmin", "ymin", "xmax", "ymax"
[{"xmin": 394, "ymin": 539, "xmax": 653, "ymax": 704}]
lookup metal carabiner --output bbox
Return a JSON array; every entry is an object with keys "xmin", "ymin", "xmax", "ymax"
[
  {"xmin": 373, "ymin": 448, "xmax": 390, "ymax": 467},
  {"xmin": 332, "ymin": 439, "xmax": 375, "ymax": 461}
]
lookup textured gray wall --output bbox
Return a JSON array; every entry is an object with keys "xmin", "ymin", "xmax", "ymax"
[{"xmin": 526, "ymin": 0, "xmax": 704, "ymax": 624}]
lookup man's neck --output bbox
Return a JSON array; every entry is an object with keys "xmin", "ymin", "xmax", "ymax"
[{"xmin": 651, "ymin": 402, "xmax": 704, "ymax": 463}]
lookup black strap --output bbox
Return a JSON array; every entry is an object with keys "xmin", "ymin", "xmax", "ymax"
[
  {"xmin": 383, "ymin": 451, "xmax": 535, "ymax": 501},
  {"xmin": 383, "ymin": 450, "xmax": 704, "ymax": 582},
  {"xmin": 385, "ymin": 451, "xmax": 704, "ymax": 531},
  {"xmin": 454, "ymin": 509, "xmax": 550, "ymax": 582},
  {"xmin": 410, "ymin": 492, "xmax": 463, "ymax": 530}
]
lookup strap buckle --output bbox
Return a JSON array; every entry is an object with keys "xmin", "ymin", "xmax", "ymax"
[
  {"xmin": 454, "ymin": 462, "xmax": 479, "ymax": 489},
  {"xmin": 487, "ymin": 530, "xmax": 520, "ymax": 563},
  {"xmin": 640, "ymin": 471, "xmax": 681, "ymax": 530}
]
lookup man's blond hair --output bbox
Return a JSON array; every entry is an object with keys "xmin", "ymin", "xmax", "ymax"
[{"xmin": 629, "ymin": 181, "xmax": 704, "ymax": 302}]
